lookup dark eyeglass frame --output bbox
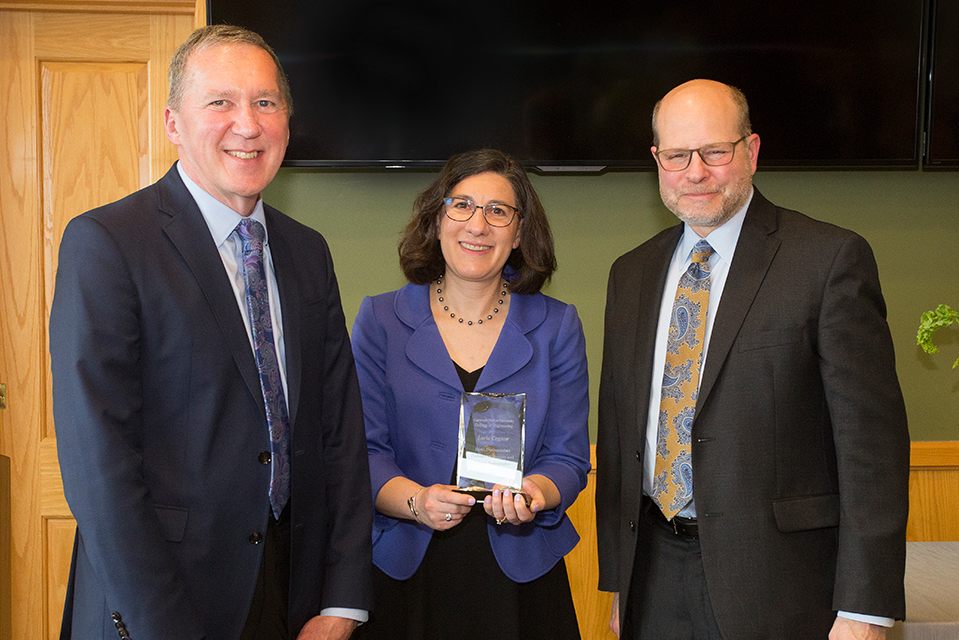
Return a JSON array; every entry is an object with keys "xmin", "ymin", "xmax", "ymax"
[
  {"xmin": 442, "ymin": 197, "xmax": 521, "ymax": 227},
  {"xmin": 654, "ymin": 135, "xmax": 750, "ymax": 171}
]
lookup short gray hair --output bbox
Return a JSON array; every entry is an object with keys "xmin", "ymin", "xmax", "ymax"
[{"xmin": 167, "ymin": 24, "xmax": 293, "ymax": 116}]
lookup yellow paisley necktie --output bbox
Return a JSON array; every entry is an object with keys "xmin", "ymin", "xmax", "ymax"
[{"xmin": 652, "ymin": 239, "xmax": 714, "ymax": 520}]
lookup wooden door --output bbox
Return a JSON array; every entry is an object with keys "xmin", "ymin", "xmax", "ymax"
[{"xmin": 0, "ymin": 5, "xmax": 195, "ymax": 639}]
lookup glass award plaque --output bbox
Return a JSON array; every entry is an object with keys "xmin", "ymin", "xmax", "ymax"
[{"xmin": 455, "ymin": 392, "xmax": 526, "ymax": 499}]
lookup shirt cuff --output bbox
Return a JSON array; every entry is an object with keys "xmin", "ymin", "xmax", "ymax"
[
  {"xmin": 837, "ymin": 611, "xmax": 895, "ymax": 628},
  {"xmin": 319, "ymin": 608, "xmax": 369, "ymax": 624}
]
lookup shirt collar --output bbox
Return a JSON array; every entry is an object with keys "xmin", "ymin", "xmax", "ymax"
[
  {"xmin": 176, "ymin": 161, "xmax": 268, "ymax": 247},
  {"xmin": 679, "ymin": 186, "xmax": 752, "ymax": 265}
]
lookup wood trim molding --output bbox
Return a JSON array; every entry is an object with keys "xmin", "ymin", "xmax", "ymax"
[
  {"xmin": 0, "ymin": 1, "xmax": 194, "ymax": 14},
  {"xmin": 911, "ymin": 441, "xmax": 959, "ymax": 467},
  {"xmin": 1, "ymin": 455, "xmax": 11, "ymax": 640}
]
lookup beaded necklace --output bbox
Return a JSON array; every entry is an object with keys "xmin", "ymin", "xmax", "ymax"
[{"xmin": 435, "ymin": 275, "xmax": 508, "ymax": 326}]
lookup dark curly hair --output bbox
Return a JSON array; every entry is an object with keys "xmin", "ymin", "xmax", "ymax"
[{"xmin": 398, "ymin": 149, "xmax": 556, "ymax": 295}]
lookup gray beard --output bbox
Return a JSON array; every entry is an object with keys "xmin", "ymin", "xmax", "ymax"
[{"xmin": 662, "ymin": 176, "xmax": 753, "ymax": 231}]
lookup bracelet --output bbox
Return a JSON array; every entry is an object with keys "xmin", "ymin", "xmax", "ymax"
[{"xmin": 407, "ymin": 489, "xmax": 420, "ymax": 519}]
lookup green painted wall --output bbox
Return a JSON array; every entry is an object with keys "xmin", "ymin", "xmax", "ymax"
[{"xmin": 264, "ymin": 168, "xmax": 959, "ymax": 442}]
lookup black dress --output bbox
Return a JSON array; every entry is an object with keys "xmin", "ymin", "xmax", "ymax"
[{"xmin": 353, "ymin": 364, "xmax": 581, "ymax": 640}]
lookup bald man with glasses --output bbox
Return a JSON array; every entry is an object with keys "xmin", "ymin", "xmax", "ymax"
[{"xmin": 596, "ymin": 79, "xmax": 909, "ymax": 640}]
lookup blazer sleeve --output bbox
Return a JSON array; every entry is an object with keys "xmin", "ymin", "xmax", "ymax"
[
  {"xmin": 50, "ymin": 214, "xmax": 205, "ymax": 638},
  {"xmin": 596, "ymin": 260, "xmax": 625, "ymax": 593},
  {"xmin": 522, "ymin": 301, "xmax": 591, "ymax": 528},
  {"xmin": 313, "ymin": 244, "xmax": 375, "ymax": 612},
  {"xmin": 817, "ymin": 232, "xmax": 910, "ymax": 617}
]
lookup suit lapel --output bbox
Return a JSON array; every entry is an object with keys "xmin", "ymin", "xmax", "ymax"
[
  {"xmin": 156, "ymin": 168, "xmax": 265, "ymax": 418},
  {"xmin": 267, "ymin": 214, "xmax": 302, "ymax": 428},
  {"xmin": 400, "ymin": 284, "xmax": 464, "ymax": 390},
  {"xmin": 697, "ymin": 190, "xmax": 781, "ymax": 409},
  {"xmin": 475, "ymin": 293, "xmax": 543, "ymax": 391},
  {"xmin": 632, "ymin": 226, "xmax": 683, "ymax": 434}
]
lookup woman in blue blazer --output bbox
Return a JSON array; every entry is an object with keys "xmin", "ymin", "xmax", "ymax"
[{"xmin": 351, "ymin": 150, "xmax": 590, "ymax": 640}]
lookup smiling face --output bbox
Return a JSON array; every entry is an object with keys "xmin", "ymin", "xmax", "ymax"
[
  {"xmin": 437, "ymin": 172, "xmax": 522, "ymax": 287},
  {"xmin": 164, "ymin": 42, "xmax": 289, "ymax": 216},
  {"xmin": 652, "ymin": 80, "xmax": 760, "ymax": 237}
]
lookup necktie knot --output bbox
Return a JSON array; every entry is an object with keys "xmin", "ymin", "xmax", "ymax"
[
  {"xmin": 236, "ymin": 218, "xmax": 266, "ymax": 253},
  {"xmin": 687, "ymin": 240, "xmax": 715, "ymax": 282},
  {"xmin": 691, "ymin": 239, "xmax": 714, "ymax": 265}
]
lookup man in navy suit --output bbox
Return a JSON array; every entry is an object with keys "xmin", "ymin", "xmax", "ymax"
[
  {"xmin": 596, "ymin": 80, "xmax": 909, "ymax": 640},
  {"xmin": 50, "ymin": 25, "xmax": 371, "ymax": 640}
]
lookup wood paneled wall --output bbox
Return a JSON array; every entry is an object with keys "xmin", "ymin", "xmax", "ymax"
[
  {"xmin": 565, "ymin": 442, "xmax": 959, "ymax": 640},
  {"xmin": 906, "ymin": 441, "xmax": 959, "ymax": 541},
  {"xmin": 565, "ymin": 448, "xmax": 616, "ymax": 640}
]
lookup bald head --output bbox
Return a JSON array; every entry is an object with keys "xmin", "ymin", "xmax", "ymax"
[
  {"xmin": 650, "ymin": 79, "xmax": 760, "ymax": 236},
  {"xmin": 652, "ymin": 80, "xmax": 751, "ymax": 147}
]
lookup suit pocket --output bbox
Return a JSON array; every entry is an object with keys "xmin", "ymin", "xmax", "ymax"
[
  {"xmin": 154, "ymin": 505, "xmax": 189, "ymax": 542},
  {"xmin": 737, "ymin": 327, "xmax": 802, "ymax": 352},
  {"xmin": 773, "ymin": 493, "xmax": 839, "ymax": 532}
]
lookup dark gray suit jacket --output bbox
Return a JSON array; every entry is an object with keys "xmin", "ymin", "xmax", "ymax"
[
  {"xmin": 50, "ymin": 165, "xmax": 372, "ymax": 639},
  {"xmin": 596, "ymin": 188, "xmax": 909, "ymax": 639}
]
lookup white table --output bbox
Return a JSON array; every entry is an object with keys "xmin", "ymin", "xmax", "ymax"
[{"xmin": 887, "ymin": 542, "xmax": 959, "ymax": 640}]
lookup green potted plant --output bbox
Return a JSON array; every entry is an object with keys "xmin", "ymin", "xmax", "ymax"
[{"xmin": 917, "ymin": 304, "xmax": 959, "ymax": 369}]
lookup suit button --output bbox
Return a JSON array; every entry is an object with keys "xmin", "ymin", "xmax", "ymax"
[
  {"xmin": 249, "ymin": 532, "xmax": 263, "ymax": 544},
  {"xmin": 635, "ymin": 451, "xmax": 641, "ymax": 462},
  {"xmin": 629, "ymin": 520, "xmax": 636, "ymax": 532},
  {"xmin": 258, "ymin": 451, "xmax": 271, "ymax": 465}
]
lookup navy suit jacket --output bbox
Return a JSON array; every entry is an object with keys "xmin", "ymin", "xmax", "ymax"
[
  {"xmin": 351, "ymin": 283, "xmax": 591, "ymax": 583},
  {"xmin": 50, "ymin": 166, "xmax": 372, "ymax": 639},
  {"xmin": 596, "ymin": 189, "xmax": 910, "ymax": 639}
]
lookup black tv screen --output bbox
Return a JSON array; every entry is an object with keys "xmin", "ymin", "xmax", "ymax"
[
  {"xmin": 926, "ymin": 0, "xmax": 959, "ymax": 167},
  {"xmin": 208, "ymin": 0, "xmax": 925, "ymax": 170}
]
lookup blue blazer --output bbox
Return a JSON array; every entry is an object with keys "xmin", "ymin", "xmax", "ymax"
[{"xmin": 351, "ymin": 283, "xmax": 591, "ymax": 583}]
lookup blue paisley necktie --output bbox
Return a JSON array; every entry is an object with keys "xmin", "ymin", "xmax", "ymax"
[
  {"xmin": 236, "ymin": 218, "xmax": 290, "ymax": 519},
  {"xmin": 652, "ymin": 239, "xmax": 714, "ymax": 520}
]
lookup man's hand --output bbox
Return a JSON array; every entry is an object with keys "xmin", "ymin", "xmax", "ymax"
[
  {"xmin": 296, "ymin": 615, "xmax": 358, "ymax": 640},
  {"xmin": 609, "ymin": 592, "xmax": 621, "ymax": 638},
  {"xmin": 829, "ymin": 616, "xmax": 888, "ymax": 640}
]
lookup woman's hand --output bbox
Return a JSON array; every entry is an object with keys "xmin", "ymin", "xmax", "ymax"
[
  {"xmin": 411, "ymin": 484, "xmax": 476, "ymax": 531},
  {"xmin": 482, "ymin": 476, "xmax": 549, "ymax": 525}
]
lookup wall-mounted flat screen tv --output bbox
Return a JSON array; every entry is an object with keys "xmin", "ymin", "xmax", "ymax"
[
  {"xmin": 208, "ymin": 0, "xmax": 926, "ymax": 170},
  {"xmin": 926, "ymin": 0, "xmax": 959, "ymax": 168}
]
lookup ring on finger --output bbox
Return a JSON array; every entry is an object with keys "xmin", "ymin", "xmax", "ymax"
[
  {"xmin": 445, "ymin": 512, "xmax": 452, "ymax": 522},
  {"xmin": 496, "ymin": 517, "xmax": 506, "ymax": 525}
]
